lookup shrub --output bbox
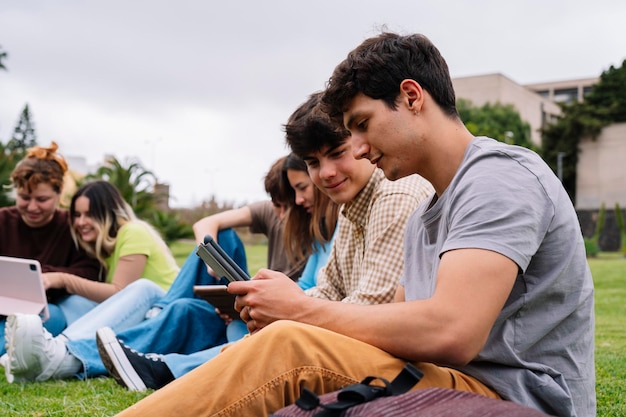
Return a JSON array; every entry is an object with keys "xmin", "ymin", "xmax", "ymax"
[
  {"xmin": 584, "ymin": 237, "xmax": 600, "ymax": 257},
  {"xmin": 615, "ymin": 203, "xmax": 626, "ymax": 257}
]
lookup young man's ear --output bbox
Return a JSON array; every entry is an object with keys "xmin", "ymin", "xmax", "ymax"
[{"xmin": 400, "ymin": 79, "xmax": 424, "ymax": 113}]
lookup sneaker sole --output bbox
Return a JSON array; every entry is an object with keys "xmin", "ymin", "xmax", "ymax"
[
  {"xmin": 5, "ymin": 314, "xmax": 42, "ymax": 382},
  {"xmin": 96, "ymin": 327, "xmax": 147, "ymax": 391}
]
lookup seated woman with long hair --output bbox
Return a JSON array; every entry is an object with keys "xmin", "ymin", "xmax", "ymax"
[{"xmin": 3, "ymin": 180, "xmax": 179, "ymax": 382}]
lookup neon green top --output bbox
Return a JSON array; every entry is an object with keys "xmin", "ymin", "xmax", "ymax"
[{"xmin": 105, "ymin": 222, "xmax": 178, "ymax": 291}]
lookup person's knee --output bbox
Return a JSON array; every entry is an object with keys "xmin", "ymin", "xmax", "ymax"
[
  {"xmin": 125, "ymin": 279, "xmax": 165, "ymax": 298},
  {"xmin": 126, "ymin": 278, "xmax": 161, "ymax": 292},
  {"xmin": 260, "ymin": 320, "xmax": 316, "ymax": 345}
]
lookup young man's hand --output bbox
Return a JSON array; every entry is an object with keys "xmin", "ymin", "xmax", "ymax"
[{"xmin": 229, "ymin": 269, "xmax": 307, "ymax": 333}]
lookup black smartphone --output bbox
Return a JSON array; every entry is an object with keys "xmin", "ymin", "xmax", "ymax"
[
  {"xmin": 193, "ymin": 285, "xmax": 239, "ymax": 320},
  {"xmin": 195, "ymin": 235, "xmax": 250, "ymax": 282}
]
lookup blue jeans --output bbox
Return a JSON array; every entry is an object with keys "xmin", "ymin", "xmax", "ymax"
[
  {"xmin": 59, "ymin": 226, "xmax": 246, "ymax": 341},
  {"xmin": 154, "ymin": 229, "xmax": 249, "ymax": 308},
  {"xmin": 68, "ymin": 298, "xmax": 228, "ymax": 378},
  {"xmin": 164, "ymin": 319, "xmax": 249, "ymax": 378},
  {"xmin": 64, "ymin": 229, "xmax": 247, "ymax": 378},
  {"xmin": 0, "ymin": 304, "xmax": 66, "ymax": 356},
  {"xmin": 60, "ymin": 279, "xmax": 166, "ymax": 342},
  {"xmin": 56, "ymin": 294, "xmax": 99, "ymax": 326}
]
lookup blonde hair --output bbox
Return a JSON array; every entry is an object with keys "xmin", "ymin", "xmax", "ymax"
[
  {"xmin": 10, "ymin": 141, "xmax": 68, "ymax": 194},
  {"xmin": 69, "ymin": 180, "xmax": 176, "ymax": 274},
  {"xmin": 69, "ymin": 180, "xmax": 137, "ymax": 270}
]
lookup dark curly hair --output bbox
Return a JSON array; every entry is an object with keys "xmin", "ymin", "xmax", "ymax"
[
  {"xmin": 284, "ymin": 91, "xmax": 350, "ymax": 159},
  {"xmin": 321, "ymin": 32, "xmax": 459, "ymax": 126}
]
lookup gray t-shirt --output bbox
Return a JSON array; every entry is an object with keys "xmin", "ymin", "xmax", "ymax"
[{"xmin": 401, "ymin": 137, "xmax": 595, "ymax": 417}]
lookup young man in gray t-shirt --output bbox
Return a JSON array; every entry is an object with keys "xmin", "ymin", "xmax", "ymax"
[{"xmin": 111, "ymin": 33, "xmax": 595, "ymax": 417}]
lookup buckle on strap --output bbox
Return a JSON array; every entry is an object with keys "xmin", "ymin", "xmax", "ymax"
[{"xmin": 295, "ymin": 363, "xmax": 424, "ymax": 417}]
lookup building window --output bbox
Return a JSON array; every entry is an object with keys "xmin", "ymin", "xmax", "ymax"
[
  {"xmin": 536, "ymin": 90, "xmax": 550, "ymax": 99},
  {"xmin": 553, "ymin": 88, "xmax": 579, "ymax": 103}
]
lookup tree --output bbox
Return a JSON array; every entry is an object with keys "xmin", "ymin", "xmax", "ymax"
[
  {"xmin": 87, "ymin": 156, "xmax": 157, "ymax": 219},
  {"xmin": 0, "ymin": 45, "xmax": 7, "ymax": 71},
  {"xmin": 584, "ymin": 201, "xmax": 606, "ymax": 257},
  {"xmin": 149, "ymin": 210, "xmax": 194, "ymax": 244},
  {"xmin": 541, "ymin": 59, "xmax": 626, "ymax": 203},
  {"xmin": 86, "ymin": 156, "xmax": 196, "ymax": 241},
  {"xmin": 0, "ymin": 141, "xmax": 24, "ymax": 207},
  {"xmin": 7, "ymin": 104, "xmax": 38, "ymax": 152},
  {"xmin": 0, "ymin": 46, "xmax": 20, "ymax": 207},
  {"xmin": 457, "ymin": 99, "xmax": 535, "ymax": 150},
  {"xmin": 615, "ymin": 203, "xmax": 626, "ymax": 257},
  {"xmin": 585, "ymin": 59, "xmax": 626, "ymax": 123}
]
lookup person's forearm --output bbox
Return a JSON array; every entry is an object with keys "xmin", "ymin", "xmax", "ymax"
[
  {"xmin": 193, "ymin": 207, "xmax": 253, "ymax": 244},
  {"xmin": 295, "ymin": 297, "xmax": 462, "ymax": 365},
  {"xmin": 59, "ymin": 272, "xmax": 123, "ymax": 303},
  {"xmin": 43, "ymin": 262, "xmax": 101, "ymax": 282},
  {"xmin": 59, "ymin": 254, "xmax": 146, "ymax": 303},
  {"xmin": 193, "ymin": 217, "xmax": 219, "ymax": 244}
]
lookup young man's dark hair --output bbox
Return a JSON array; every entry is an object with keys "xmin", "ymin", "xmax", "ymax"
[
  {"xmin": 284, "ymin": 91, "xmax": 350, "ymax": 159},
  {"xmin": 322, "ymin": 32, "xmax": 459, "ymax": 122}
]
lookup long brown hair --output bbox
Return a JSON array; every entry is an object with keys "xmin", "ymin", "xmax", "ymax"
[
  {"xmin": 281, "ymin": 153, "xmax": 339, "ymax": 265},
  {"xmin": 69, "ymin": 180, "xmax": 176, "ymax": 274},
  {"xmin": 69, "ymin": 180, "xmax": 137, "ymax": 269}
]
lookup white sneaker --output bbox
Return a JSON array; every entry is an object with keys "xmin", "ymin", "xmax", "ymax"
[
  {"xmin": 1, "ymin": 353, "xmax": 13, "ymax": 383},
  {"xmin": 5, "ymin": 314, "xmax": 67, "ymax": 382}
]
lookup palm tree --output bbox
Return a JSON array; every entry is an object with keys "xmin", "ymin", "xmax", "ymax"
[{"xmin": 87, "ymin": 156, "xmax": 157, "ymax": 219}]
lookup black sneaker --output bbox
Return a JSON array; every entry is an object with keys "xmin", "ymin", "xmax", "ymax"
[{"xmin": 96, "ymin": 327, "xmax": 174, "ymax": 391}]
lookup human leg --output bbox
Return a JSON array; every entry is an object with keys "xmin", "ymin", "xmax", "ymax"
[
  {"xmin": 42, "ymin": 304, "xmax": 67, "ymax": 337},
  {"xmin": 226, "ymin": 319, "xmax": 248, "ymax": 342},
  {"xmin": 96, "ymin": 327, "xmax": 175, "ymax": 391},
  {"xmin": 4, "ymin": 314, "xmax": 80, "ymax": 382},
  {"xmin": 0, "ymin": 317, "xmax": 5, "ymax": 357},
  {"xmin": 153, "ymin": 228, "xmax": 248, "ymax": 308},
  {"xmin": 97, "ymin": 319, "xmax": 248, "ymax": 390},
  {"xmin": 163, "ymin": 343, "xmax": 233, "ymax": 379},
  {"xmin": 114, "ymin": 321, "xmax": 499, "ymax": 417},
  {"xmin": 1, "ymin": 305, "xmax": 65, "ymax": 357},
  {"xmin": 62, "ymin": 279, "xmax": 165, "ymax": 341},
  {"xmin": 2, "ymin": 280, "xmax": 165, "ymax": 382},
  {"xmin": 68, "ymin": 298, "xmax": 227, "ymax": 378},
  {"xmin": 0, "ymin": 317, "xmax": 6, "ymax": 359},
  {"xmin": 55, "ymin": 294, "xmax": 98, "ymax": 325}
]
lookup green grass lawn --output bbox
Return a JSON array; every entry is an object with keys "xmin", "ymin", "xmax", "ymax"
[
  {"xmin": 1, "ymin": 244, "xmax": 623, "ymax": 416},
  {"xmin": 588, "ymin": 253, "xmax": 626, "ymax": 417}
]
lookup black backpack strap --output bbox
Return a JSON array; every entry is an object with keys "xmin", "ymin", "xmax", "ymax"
[
  {"xmin": 295, "ymin": 387, "xmax": 322, "ymax": 411},
  {"xmin": 388, "ymin": 362, "xmax": 424, "ymax": 395},
  {"xmin": 294, "ymin": 363, "xmax": 423, "ymax": 417}
]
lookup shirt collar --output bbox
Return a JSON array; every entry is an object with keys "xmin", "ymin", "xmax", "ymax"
[{"xmin": 342, "ymin": 169, "xmax": 385, "ymax": 228}]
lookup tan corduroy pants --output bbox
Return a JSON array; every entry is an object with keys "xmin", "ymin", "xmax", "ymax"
[{"xmin": 115, "ymin": 320, "xmax": 499, "ymax": 417}]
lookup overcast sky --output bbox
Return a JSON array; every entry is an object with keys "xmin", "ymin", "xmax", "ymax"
[{"xmin": 1, "ymin": 0, "xmax": 625, "ymax": 208}]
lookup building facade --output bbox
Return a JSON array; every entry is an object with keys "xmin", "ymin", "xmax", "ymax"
[{"xmin": 452, "ymin": 74, "xmax": 625, "ymax": 249}]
